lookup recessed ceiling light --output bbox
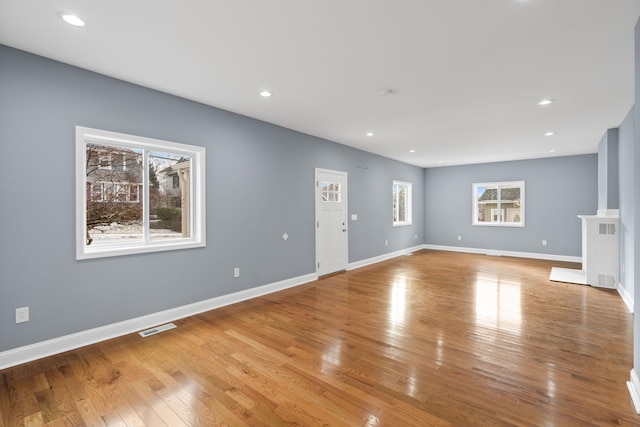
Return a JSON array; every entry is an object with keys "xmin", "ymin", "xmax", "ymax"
[
  {"xmin": 437, "ymin": 160, "xmax": 444, "ymax": 163},
  {"xmin": 381, "ymin": 89, "xmax": 398, "ymax": 97},
  {"xmin": 545, "ymin": 132, "xmax": 555, "ymax": 136},
  {"xmin": 538, "ymin": 99, "xmax": 555, "ymax": 106},
  {"xmin": 57, "ymin": 12, "xmax": 85, "ymax": 27},
  {"xmin": 260, "ymin": 90, "xmax": 272, "ymax": 97},
  {"xmin": 549, "ymin": 149, "xmax": 558, "ymax": 153},
  {"xmin": 409, "ymin": 149, "xmax": 416, "ymax": 153},
  {"xmin": 366, "ymin": 132, "xmax": 374, "ymax": 137}
]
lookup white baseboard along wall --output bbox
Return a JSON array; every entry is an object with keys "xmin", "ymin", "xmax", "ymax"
[{"xmin": 0, "ymin": 244, "xmax": 605, "ymax": 371}]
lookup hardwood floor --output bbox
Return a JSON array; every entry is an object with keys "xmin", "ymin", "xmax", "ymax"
[{"xmin": 1, "ymin": 250, "xmax": 636, "ymax": 426}]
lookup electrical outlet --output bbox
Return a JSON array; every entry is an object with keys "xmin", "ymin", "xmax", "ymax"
[
  {"xmin": 234, "ymin": 267, "xmax": 240, "ymax": 278},
  {"xmin": 458, "ymin": 235, "xmax": 462, "ymax": 241},
  {"xmin": 385, "ymin": 240, "xmax": 388, "ymax": 246},
  {"xmin": 542, "ymin": 240, "xmax": 547, "ymax": 246},
  {"xmin": 414, "ymin": 234, "xmax": 418, "ymax": 240},
  {"xmin": 16, "ymin": 307, "xmax": 29, "ymax": 324}
]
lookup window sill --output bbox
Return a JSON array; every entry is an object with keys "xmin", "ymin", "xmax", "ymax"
[
  {"xmin": 393, "ymin": 222, "xmax": 413, "ymax": 227},
  {"xmin": 77, "ymin": 238, "xmax": 205, "ymax": 260},
  {"xmin": 472, "ymin": 223, "xmax": 525, "ymax": 228}
]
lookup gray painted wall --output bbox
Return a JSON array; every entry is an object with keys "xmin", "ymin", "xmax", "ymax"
[
  {"xmin": 424, "ymin": 155, "xmax": 598, "ymax": 256},
  {"xmin": 0, "ymin": 45, "xmax": 424, "ymax": 352},
  {"xmin": 618, "ymin": 108, "xmax": 635, "ymax": 304},
  {"xmin": 598, "ymin": 128, "xmax": 620, "ymax": 210}
]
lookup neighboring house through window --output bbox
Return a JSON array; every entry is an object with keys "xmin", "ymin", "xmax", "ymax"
[
  {"xmin": 473, "ymin": 181, "xmax": 525, "ymax": 227},
  {"xmin": 76, "ymin": 126, "xmax": 206, "ymax": 259}
]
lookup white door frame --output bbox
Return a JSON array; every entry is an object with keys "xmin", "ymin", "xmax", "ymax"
[{"xmin": 315, "ymin": 168, "xmax": 348, "ymax": 276}]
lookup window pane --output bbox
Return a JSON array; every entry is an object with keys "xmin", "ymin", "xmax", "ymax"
[
  {"xmin": 398, "ymin": 186, "xmax": 406, "ymax": 222},
  {"xmin": 99, "ymin": 154, "xmax": 112, "ymax": 170},
  {"xmin": 86, "ymin": 143, "xmax": 143, "ymax": 246},
  {"xmin": 501, "ymin": 186, "xmax": 522, "ymax": 224},
  {"xmin": 320, "ymin": 181, "xmax": 341, "ymax": 203},
  {"xmin": 473, "ymin": 181, "xmax": 524, "ymax": 226},
  {"xmin": 150, "ymin": 152, "xmax": 191, "ymax": 241},
  {"xmin": 475, "ymin": 185, "xmax": 497, "ymax": 224},
  {"xmin": 392, "ymin": 181, "xmax": 412, "ymax": 225},
  {"xmin": 128, "ymin": 184, "xmax": 140, "ymax": 202}
]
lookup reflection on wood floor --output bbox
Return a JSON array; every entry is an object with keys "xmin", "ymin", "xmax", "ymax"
[{"xmin": 1, "ymin": 250, "xmax": 636, "ymax": 426}]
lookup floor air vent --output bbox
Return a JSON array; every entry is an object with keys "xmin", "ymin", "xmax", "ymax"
[
  {"xmin": 139, "ymin": 322, "xmax": 176, "ymax": 337},
  {"xmin": 597, "ymin": 274, "xmax": 616, "ymax": 289}
]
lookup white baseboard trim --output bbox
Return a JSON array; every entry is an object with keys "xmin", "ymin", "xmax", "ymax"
[
  {"xmin": 422, "ymin": 244, "xmax": 582, "ymax": 263},
  {"xmin": 0, "ymin": 272, "xmax": 318, "ymax": 371},
  {"xmin": 618, "ymin": 282, "xmax": 634, "ymax": 313},
  {"xmin": 0, "ymin": 244, "xmax": 598, "ymax": 371},
  {"xmin": 347, "ymin": 244, "xmax": 425, "ymax": 270},
  {"xmin": 628, "ymin": 369, "xmax": 640, "ymax": 414}
]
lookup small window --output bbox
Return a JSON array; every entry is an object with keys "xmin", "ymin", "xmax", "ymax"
[
  {"xmin": 473, "ymin": 181, "xmax": 524, "ymax": 227},
  {"xmin": 98, "ymin": 154, "xmax": 112, "ymax": 170},
  {"xmin": 393, "ymin": 180, "xmax": 412, "ymax": 226},
  {"xmin": 321, "ymin": 181, "xmax": 341, "ymax": 202},
  {"xmin": 76, "ymin": 127, "xmax": 206, "ymax": 259},
  {"xmin": 128, "ymin": 184, "xmax": 140, "ymax": 203}
]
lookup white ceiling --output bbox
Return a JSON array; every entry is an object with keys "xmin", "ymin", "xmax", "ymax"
[{"xmin": 1, "ymin": 0, "xmax": 639, "ymax": 168}]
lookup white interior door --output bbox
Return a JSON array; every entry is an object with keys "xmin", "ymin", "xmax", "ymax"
[{"xmin": 315, "ymin": 168, "xmax": 348, "ymax": 276}]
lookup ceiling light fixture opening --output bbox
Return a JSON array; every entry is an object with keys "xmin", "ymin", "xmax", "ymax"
[
  {"xmin": 381, "ymin": 89, "xmax": 398, "ymax": 97},
  {"xmin": 437, "ymin": 160, "xmax": 444, "ymax": 163},
  {"xmin": 545, "ymin": 132, "xmax": 555, "ymax": 136},
  {"xmin": 260, "ymin": 90, "xmax": 272, "ymax": 97},
  {"xmin": 409, "ymin": 149, "xmax": 416, "ymax": 153},
  {"xmin": 538, "ymin": 98, "xmax": 555, "ymax": 106},
  {"xmin": 366, "ymin": 132, "xmax": 374, "ymax": 137},
  {"xmin": 549, "ymin": 149, "xmax": 558, "ymax": 153},
  {"xmin": 58, "ymin": 12, "xmax": 85, "ymax": 27}
]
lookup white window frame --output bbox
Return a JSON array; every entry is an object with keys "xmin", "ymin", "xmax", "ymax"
[
  {"xmin": 472, "ymin": 181, "xmax": 525, "ymax": 227},
  {"xmin": 76, "ymin": 126, "xmax": 206, "ymax": 260},
  {"xmin": 392, "ymin": 180, "xmax": 413, "ymax": 226}
]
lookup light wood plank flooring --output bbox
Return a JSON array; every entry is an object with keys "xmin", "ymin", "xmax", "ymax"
[{"xmin": 1, "ymin": 250, "xmax": 636, "ymax": 426}]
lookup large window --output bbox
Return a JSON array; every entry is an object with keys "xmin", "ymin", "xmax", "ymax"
[
  {"xmin": 76, "ymin": 127, "xmax": 206, "ymax": 259},
  {"xmin": 393, "ymin": 180, "xmax": 412, "ymax": 226},
  {"xmin": 473, "ymin": 181, "xmax": 524, "ymax": 227}
]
